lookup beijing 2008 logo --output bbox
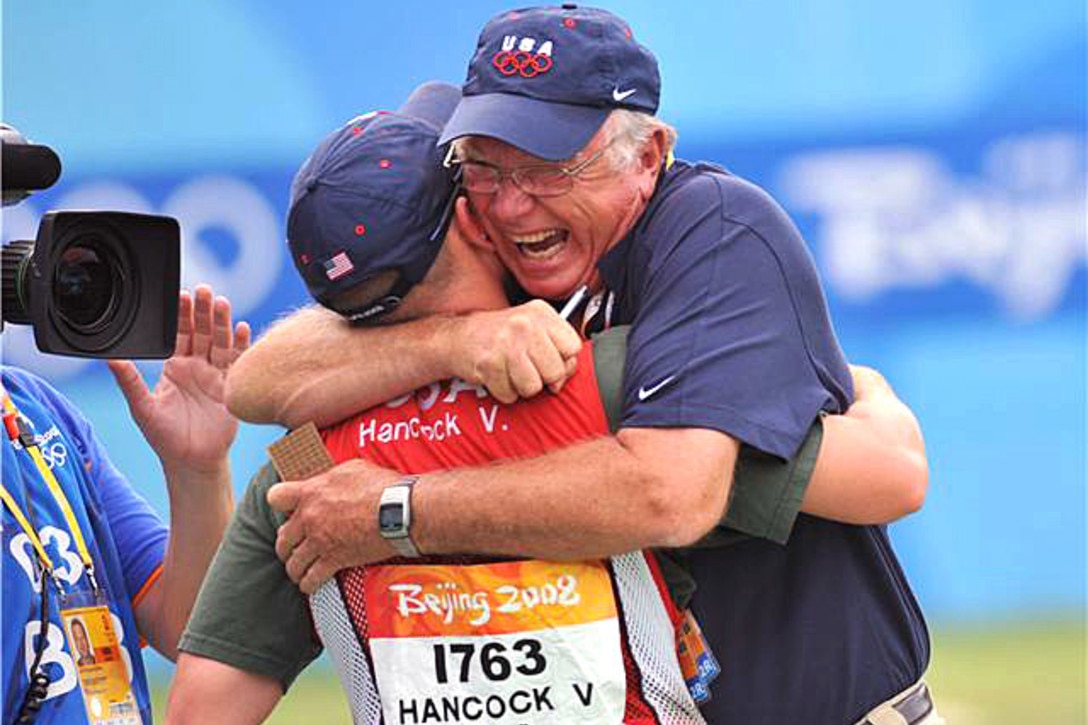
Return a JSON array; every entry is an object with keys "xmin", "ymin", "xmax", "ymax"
[{"xmin": 492, "ymin": 35, "xmax": 554, "ymax": 78}]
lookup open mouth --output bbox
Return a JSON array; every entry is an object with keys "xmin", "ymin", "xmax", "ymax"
[{"xmin": 513, "ymin": 229, "xmax": 568, "ymax": 260}]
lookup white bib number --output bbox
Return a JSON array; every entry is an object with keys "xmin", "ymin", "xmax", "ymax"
[
  {"xmin": 364, "ymin": 560, "xmax": 627, "ymax": 725},
  {"xmin": 371, "ymin": 624, "xmax": 625, "ymax": 724}
]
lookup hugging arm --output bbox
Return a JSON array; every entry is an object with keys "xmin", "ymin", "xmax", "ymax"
[
  {"xmin": 164, "ymin": 655, "xmax": 282, "ymax": 725},
  {"xmin": 270, "ymin": 425, "xmax": 739, "ymax": 593},
  {"xmin": 718, "ymin": 368, "xmax": 928, "ymax": 545},
  {"xmin": 169, "ymin": 462, "xmax": 322, "ymax": 714},
  {"xmin": 803, "ymin": 365, "xmax": 928, "ymax": 524},
  {"xmin": 591, "ymin": 326, "xmax": 928, "ymax": 541},
  {"xmin": 225, "ymin": 302, "xmax": 581, "ymax": 429}
]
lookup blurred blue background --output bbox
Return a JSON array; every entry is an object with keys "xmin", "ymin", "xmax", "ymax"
[{"xmin": 3, "ymin": 0, "xmax": 1084, "ymax": 659}]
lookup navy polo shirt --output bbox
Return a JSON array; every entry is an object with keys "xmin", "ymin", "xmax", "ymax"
[{"xmin": 595, "ymin": 160, "xmax": 930, "ymax": 723}]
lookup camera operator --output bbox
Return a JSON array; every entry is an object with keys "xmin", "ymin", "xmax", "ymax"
[{"xmin": 2, "ymin": 284, "xmax": 248, "ymax": 725}]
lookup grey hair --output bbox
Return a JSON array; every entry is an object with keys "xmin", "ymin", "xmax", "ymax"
[
  {"xmin": 447, "ymin": 109, "xmax": 677, "ymax": 171},
  {"xmin": 601, "ymin": 109, "xmax": 678, "ymax": 172}
]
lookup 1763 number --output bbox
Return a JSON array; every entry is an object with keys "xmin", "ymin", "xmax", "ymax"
[{"xmin": 433, "ymin": 639, "xmax": 547, "ymax": 684}]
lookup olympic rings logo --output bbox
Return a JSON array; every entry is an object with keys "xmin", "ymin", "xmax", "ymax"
[{"xmin": 492, "ymin": 50, "xmax": 553, "ymax": 78}]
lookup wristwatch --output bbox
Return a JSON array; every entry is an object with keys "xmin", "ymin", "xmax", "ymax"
[{"xmin": 378, "ymin": 477, "xmax": 422, "ymax": 558}]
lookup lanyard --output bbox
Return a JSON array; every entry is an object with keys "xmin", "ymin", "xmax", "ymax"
[{"xmin": 1, "ymin": 387, "xmax": 99, "ymax": 592}]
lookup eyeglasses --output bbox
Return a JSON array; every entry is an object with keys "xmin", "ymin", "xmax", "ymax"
[{"xmin": 447, "ymin": 140, "xmax": 613, "ymax": 198}]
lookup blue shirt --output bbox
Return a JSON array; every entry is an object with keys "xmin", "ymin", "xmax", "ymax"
[
  {"xmin": 2, "ymin": 367, "xmax": 167, "ymax": 724},
  {"xmin": 593, "ymin": 160, "xmax": 930, "ymax": 723}
]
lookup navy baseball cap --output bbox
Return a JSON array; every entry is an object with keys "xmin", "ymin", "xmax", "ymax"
[
  {"xmin": 438, "ymin": 4, "xmax": 660, "ymax": 161},
  {"xmin": 288, "ymin": 81, "xmax": 460, "ymax": 321}
]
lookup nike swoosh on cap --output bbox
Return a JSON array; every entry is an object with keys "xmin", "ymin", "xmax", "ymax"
[
  {"xmin": 637, "ymin": 375, "xmax": 677, "ymax": 402},
  {"xmin": 612, "ymin": 87, "xmax": 637, "ymax": 102}
]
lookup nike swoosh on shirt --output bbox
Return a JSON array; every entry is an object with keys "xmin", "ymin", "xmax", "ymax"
[
  {"xmin": 612, "ymin": 87, "xmax": 637, "ymax": 102},
  {"xmin": 637, "ymin": 375, "xmax": 677, "ymax": 402}
]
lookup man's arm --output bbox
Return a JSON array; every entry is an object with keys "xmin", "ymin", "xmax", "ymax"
[
  {"xmin": 270, "ymin": 426, "xmax": 738, "ymax": 593},
  {"xmin": 131, "ymin": 463, "xmax": 233, "ymax": 661},
  {"xmin": 225, "ymin": 302, "xmax": 581, "ymax": 428},
  {"xmin": 712, "ymin": 368, "xmax": 927, "ymax": 545},
  {"xmin": 109, "ymin": 286, "xmax": 248, "ymax": 659},
  {"xmin": 268, "ymin": 344, "xmax": 926, "ymax": 594},
  {"xmin": 164, "ymin": 654, "xmax": 282, "ymax": 725},
  {"xmin": 804, "ymin": 365, "xmax": 927, "ymax": 523},
  {"xmin": 592, "ymin": 326, "xmax": 927, "ymax": 542},
  {"xmin": 176, "ymin": 462, "xmax": 321, "ymax": 689}
]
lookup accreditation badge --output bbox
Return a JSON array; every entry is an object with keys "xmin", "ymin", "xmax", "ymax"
[
  {"xmin": 59, "ymin": 590, "xmax": 143, "ymax": 725},
  {"xmin": 676, "ymin": 610, "xmax": 720, "ymax": 704},
  {"xmin": 364, "ymin": 560, "xmax": 627, "ymax": 724}
]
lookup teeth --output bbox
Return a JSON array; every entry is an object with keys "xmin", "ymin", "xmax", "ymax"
[
  {"xmin": 519, "ymin": 239, "xmax": 566, "ymax": 260},
  {"xmin": 521, "ymin": 243, "xmax": 564, "ymax": 260},
  {"xmin": 513, "ymin": 229, "xmax": 562, "ymax": 244}
]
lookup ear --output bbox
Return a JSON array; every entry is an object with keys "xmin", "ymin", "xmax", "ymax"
[
  {"xmin": 454, "ymin": 196, "xmax": 494, "ymax": 251},
  {"xmin": 637, "ymin": 128, "xmax": 668, "ymax": 196}
]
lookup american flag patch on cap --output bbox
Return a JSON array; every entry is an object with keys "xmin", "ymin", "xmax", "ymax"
[{"xmin": 323, "ymin": 251, "xmax": 354, "ymax": 280}]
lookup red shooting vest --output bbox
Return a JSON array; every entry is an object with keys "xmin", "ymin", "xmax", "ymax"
[{"xmin": 311, "ymin": 345, "xmax": 704, "ymax": 724}]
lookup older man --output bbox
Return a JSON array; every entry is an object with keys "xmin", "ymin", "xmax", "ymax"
[{"xmin": 227, "ymin": 7, "xmax": 937, "ymax": 724}]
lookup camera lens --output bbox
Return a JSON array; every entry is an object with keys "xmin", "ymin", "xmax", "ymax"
[
  {"xmin": 53, "ymin": 237, "xmax": 123, "ymax": 333},
  {"xmin": 1, "ymin": 239, "xmax": 35, "ymax": 324},
  {"xmin": 4, "ymin": 210, "xmax": 175, "ymax": 358}
]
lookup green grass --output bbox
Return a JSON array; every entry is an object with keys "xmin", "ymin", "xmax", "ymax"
[
  {"xmin": 153, "ymin": 617, "xmax": 1086, "ymax": 723},
  {"xmin": 925, "ymin": 617, "xmax": 1086, "ymax": 725}
]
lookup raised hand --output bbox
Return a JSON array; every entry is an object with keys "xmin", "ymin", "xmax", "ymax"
[{"xmin": 108, "ymin": 285, "xmax": 251, "ymax": 474}]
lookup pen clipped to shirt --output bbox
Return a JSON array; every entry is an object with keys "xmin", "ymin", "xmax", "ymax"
[{"xmin": 558, "ymin": 285, "xmax": 588, "ymax": 322}]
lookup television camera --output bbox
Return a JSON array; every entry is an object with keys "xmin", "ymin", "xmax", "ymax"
[{"xmin": 1, "ymin": 123, "xmax": 180, "ymax": 359}]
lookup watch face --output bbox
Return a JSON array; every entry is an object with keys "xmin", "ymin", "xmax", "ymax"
[{"xmin": 379, "ymin": 503, "xmax": 404, "ymax": 534}]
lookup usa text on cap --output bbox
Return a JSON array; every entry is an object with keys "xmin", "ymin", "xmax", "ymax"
[{"xmin": 439, "ymin": 5, "xmax": 660, "ymax": 161}]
